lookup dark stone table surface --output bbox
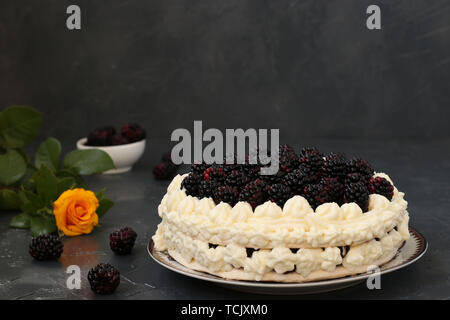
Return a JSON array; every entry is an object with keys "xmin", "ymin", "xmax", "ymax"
[{"xmin": 0, "ymin": 138, "xmax": 448, "ymax": 300}]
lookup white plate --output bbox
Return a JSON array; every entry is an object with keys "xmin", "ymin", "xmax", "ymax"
[{"xmin": 148, "ymin": 228, "xmax": 427, "ymax": 295}]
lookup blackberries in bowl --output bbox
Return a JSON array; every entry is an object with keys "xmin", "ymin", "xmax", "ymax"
[
  {"xmin": 86, "ymin": 123, "xmax": 146, "ymax": 147},
  {"xmin": 77, "ymin": 123, "xmax": 146, "ymax": 174}
]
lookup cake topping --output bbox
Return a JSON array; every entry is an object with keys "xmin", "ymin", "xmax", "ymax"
[
  {"xmin": 344, "ymin": 181, "xmax": 370, "ymax": 212},
  {"xmin": 368, "ymin": 177, "xmax": 394, "ymax": 200},
  {"xmin": 179, "ymin": 145, "xmax": 394, "ymax": 213}
]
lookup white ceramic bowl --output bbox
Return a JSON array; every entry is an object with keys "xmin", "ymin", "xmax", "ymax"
[{"xmin": 76, "ymin": 137, "xmax": 146, "ymax": 174}]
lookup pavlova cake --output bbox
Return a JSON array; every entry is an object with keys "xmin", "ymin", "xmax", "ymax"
[{"xmin": 153, "ymin": 146, "xmax": 409, "ymax": 282}]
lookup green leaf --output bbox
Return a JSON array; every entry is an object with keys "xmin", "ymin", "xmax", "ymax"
[
  {"xmin": 9, "ymin": 212, "xmax": 31, "ymax": 229},
  {"xmin": 56, "ymin": 177, "xmax": 76, "ymax": 196},
  {"xmin": 57, "ymin": 169, "xmax": 87, "ymax": 188},
  {"xmin": 19, "ymin": 189, "xmax": 45, "ymax": 214},
  {"xmin": 0, "ymin": 105, "xmax": 42, "ymax": 149},
  {"xmin": 35, "ymin": 137, "xmax": 61, "ymax": 171},
  {"xmin": 63, "ymin": 149, "xmax": 114, "ymax": 175},
  {"xmin": 95, "ymin": 188, "xmax": 106, "ymax": 200},
  {"xmin": 17, "ymin": 166, "xmax": 37, "ymax": 189},
  {"xmin": 16, "ymin": 148, "xmax": 31, "ymax": 164},
  {"xmin": 30, "ymin": 215, "xmax": 57, "ymax": 236},
  {"xmin": 0, "ymin": 149, "xmax": 27, "ymax": 185},
  {"xmin": 33, "ymin": 165, "xmax": 58, "ymax": 204},
  {"xmin": 0, "ymin": 188, "xmax": 21, "ymax": 210},
  {"xmin": 97, "ymin": 197, "xmax": 114, "ymax": 218}
]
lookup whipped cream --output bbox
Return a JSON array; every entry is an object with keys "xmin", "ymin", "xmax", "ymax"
[
  {"xmin": 154, "ymin": 223, "xmax": 406, "ymax": 280},
  {"xmin": 155, "ymin": 173, "xmax": 409, "ymax": 248},
  {"xmin": 153, "ymin": 172, "xmax": 410, "ymax": 280}
]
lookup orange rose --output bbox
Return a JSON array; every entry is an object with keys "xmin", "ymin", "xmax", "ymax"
[{"xmin": 53, "ymin": 188, "xmax": 99, "ymax": 236}]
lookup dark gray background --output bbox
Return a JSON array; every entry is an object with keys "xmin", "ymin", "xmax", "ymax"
[
  {"xmin": 0, "ymin": 1, "xmax": 449, "ymax": 300},
  {"xmin": 1, "ymin": 0, "xmax": 449, "ymax": 141}
]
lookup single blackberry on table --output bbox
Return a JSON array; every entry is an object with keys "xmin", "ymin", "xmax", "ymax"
[
  {"xmin": 344, "ymin": 181, "xmax": 370, "ymax": 212},
  {"xmin": 283, "ymin": 168, "xmax": 314, "ymax": 195},
  {"xmin": 320, "ymin": 177, "xmax": 344, "ymax": 204},
  {"xmin": 225, "ymin": 169, "xmax": 250, "ymax": 188},
  {"xmin": 368, "ymin": 177, "xmax": 394, "ymax": 200},
  {"xmin": 29, "ymin": 234, "xmax": 63, "ymax": 261},
  {"xmin": 303, "ymin": 183, "xmax": 331, "ymax": 210},
  {"xmin": 198, "ymin": 179, "xmax": 220, "ymax": 198},
  {"xmin": 266, "ymin": 183, "xmax": 292, "ymax": 207},
  {"xmin": 322, "ymin": 153, "xmax": 347, "ymax": 179},
  {"xmin": 279, "ymin": 144, "xmax": 300, "ymax": 174},
  {"xmin": 213, "ymin": 185, "xmax": 240, "ymax": 206},
  {"xmin": 346, "ymin": 157, "xmax": 374, "ymax": 183},
  {"xmin": 181, "ymin": 173, "xmax": 202, "ymax": 196},
  {"xmin": 300, "ymin": 147, "xmax": 324, "ymax": 176},
  {"xmin": 238, "ymin": 179, "xmax": 267, "ymax": 210},
  {"xmin": 109, "ymin": 227, "xmax": 137, "ymax": 255},
  {"xmin": 153, "ymin": 161, "xmax": 178, "ymax": 180},
  {"xmin": 88, "ymin": 263, "xmax": 120, "ymax": 295},
  {"xmin": 121, "ymin": 123, "xmax": 146, "ymax": 143},
  {"xmin": 86, "ymin": 126, "xmax": 116, "ymax": 146}
]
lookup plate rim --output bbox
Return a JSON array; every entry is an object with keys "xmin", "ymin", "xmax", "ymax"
[{"xmin": 148, "ymin": 227, "xmax": 427, "ymax": 288}]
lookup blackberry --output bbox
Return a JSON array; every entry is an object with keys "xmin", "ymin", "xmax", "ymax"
[
  {"xmin": 303, "ymin": 183, "xmax": 331, "ymax": 210},
  {"xmin": 29, "ymin": 234, "xmax": 63, "ymax": 261},
  {"xmin": 181, "ymin": 173, "xmax": 202, "ymax": 196},
  {"xmin": 213, "ymin": 185, "xmax": 239, "ymax": 206},
  {"xmin": 344, "ymin": 172, "xmax": 364, "ymax": 185},
  {"xmin": 153, "ymin": 161, "xmax": 178, "ymax": 180},
  {"xmin": 111, "ymin": 133, "xmax": 128, "ymax": 146},
  {"xmin": 225, "ymin": 169, "xmax": 250, "ymax": 188},
  {"xmin": 320, "ymin": 177, "xmax": 344, "ymax": 204},
  {"xmin": 223, "ymin": 163, "xmax": 239, "ymax": 176},
  {"xmin": 191, "ymin": 162, "xmax": 209, "ymax": 175},
  {"xmin": 223, "ymin": 154, "xmax": 239, "ymax": 174},
  {"xmin": 283, "ymin": 168, "xmax": 314, "ymax": 195},
  {"xmin": 242, "ymin": 164, "xmax": 261, "ymax": 180},
  {"xmin": 346, "ymin": 158, "xmax": 374, "ymax": 183},
  {"xmin": 86, "ymin": 126, "xmax": 116, "ymax": 146},
  {"xmin": 202, "ymin": 166, "xmax": 226, "ymax": 183},
  {"xmin": 121, "ymin": 123, "xmax": 146, "ymax": 143},
  {"xmin": 300, "ymin": 147, "xmax": 324, "ymax": 175},
  {"xmin": 368, "ymin": 177, "xmax": 394, "ymax": 200},
  {"xmin": 322, "ymin": 153, "xmax": 347, "ymax": 179},
  {"xmin": 198, "ymin": 179, "xmax": 220, "ymax": 198},
  {"xmin": 344, "ymin": 182, "xmax": 370, "ymax": 212},
  {"xmin": 279, "ymin": 144, "xmax": 300, "ymax": 174},
  {"xmin": 238, "ymin": 179, "xmax": 267, "ymax": 210},
  {"xmin": 109, "ymin": 227, "xmax": 137, "ymax": 255},
  {"xmin": 260, "ymin": 170, "xmax": 286, "ymax": 185},
  {"xmin": 266, "ymin": 183, "xmax": 292, "ymax": 207},
  {"xmin": 88, "ymin": 263, "xmax": 120, "ymax": 295}
]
